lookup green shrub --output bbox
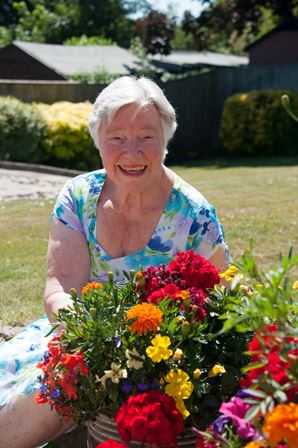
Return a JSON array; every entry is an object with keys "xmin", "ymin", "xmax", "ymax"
[
  {"xmin": 220, "ymin": 89, "xmax": 298, "ymax": 156},
  {"xmin": 0, "ymin": 96, "xmax": 46, "ymax": 162},
  {"xmin": 36, "ymin": 101, "xmax": 100, "ymax": 170}
]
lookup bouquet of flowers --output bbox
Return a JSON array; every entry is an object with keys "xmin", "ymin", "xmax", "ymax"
[
  {"xmin": 35, "ymin": 250, "xmax": 254, "ymax": 447},
  {"xmin": 196, "ymin": 248, "xmax": 298, "ymax": 448}
]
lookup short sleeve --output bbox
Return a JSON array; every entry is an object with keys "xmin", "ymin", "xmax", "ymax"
[
  {"xmin": 51, "ymin": 179, "xmax": 84, "ymax": 234},
  {"xmin": 188, "ymin": 203, "xmax": 230, "ymax": 260}
]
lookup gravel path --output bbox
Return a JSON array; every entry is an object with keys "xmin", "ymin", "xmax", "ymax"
[{"xmin": 0, "ymin": 167, "xmax": 71, "ymax": 201}]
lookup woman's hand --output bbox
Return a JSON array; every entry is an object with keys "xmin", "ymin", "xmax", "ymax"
[{"xmin": 45, "ymin": 217, "xmax": 90, "ymax": 323}]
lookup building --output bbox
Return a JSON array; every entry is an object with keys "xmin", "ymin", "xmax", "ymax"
[
  {"xmin": 245, "ymin": 17, "xmax": 298, "ymax": 65},
  {"xmin": 150, "ymin": 50, "xmax": 248, "ymax": 73},
  {"xmin": 0, "ymin": 41, "xmax": 139, "ymax": 80}
]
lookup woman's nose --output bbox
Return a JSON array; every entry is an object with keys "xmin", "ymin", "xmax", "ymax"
[{"xmin": 125, "ymin": 139, "xmax": 140, "ymax": 155}]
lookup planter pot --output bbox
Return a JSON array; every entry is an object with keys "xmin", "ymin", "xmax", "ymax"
[{"xmin": 86, "ymin": 413, "xmax": 196, "ymax": 448}]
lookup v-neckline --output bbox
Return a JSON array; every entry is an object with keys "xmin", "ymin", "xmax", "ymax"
[{"xmin": 91, "ymin": 170, "xmax": 178, "ymax": 261}]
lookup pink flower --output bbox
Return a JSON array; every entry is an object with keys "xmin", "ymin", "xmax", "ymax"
[{"xmin": 219, "ymin": 397, "xmax": 259, "ymax": 440}]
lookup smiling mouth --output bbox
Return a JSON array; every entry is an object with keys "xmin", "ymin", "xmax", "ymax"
[{"xmin": 118, "ymin": 166, "xmax": 147, "ymax": 175}]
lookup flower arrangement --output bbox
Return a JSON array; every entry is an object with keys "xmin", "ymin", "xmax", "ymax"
[
  {"xmin": 196, "ymin": 247, "xmax": 298, "ymax": 448},
  {"xmin": 35, "ymin": 250, "xmax": 253, "ymax": 446}
]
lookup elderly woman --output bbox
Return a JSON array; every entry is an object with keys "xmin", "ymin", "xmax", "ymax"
[{"xmin": 0, "ymin": 76, "xmax": 229, "ymax": 447}]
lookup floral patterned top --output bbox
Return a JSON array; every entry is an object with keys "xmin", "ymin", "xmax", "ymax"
[{"xmin": 52, "ymin": 168, "xmax": 228, "ymax": 282}]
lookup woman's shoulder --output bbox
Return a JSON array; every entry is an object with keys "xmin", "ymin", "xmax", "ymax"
[
  {"xmin": 64, "ymin": 168, "xmax": 106, "ymax": 196},
  {"xmin": 172, "ymin": 172, "xmax": 212, "ymax": 213}
]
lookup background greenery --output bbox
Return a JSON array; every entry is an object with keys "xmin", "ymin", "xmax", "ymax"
[{"xmin": 0, "ymin": 159, "xmax": 297, "ymax": 326}]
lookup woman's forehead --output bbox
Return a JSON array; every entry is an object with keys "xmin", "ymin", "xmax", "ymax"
[{"xmin": 106, "ymin": 103, "xmax": 162, "ymax": 130}]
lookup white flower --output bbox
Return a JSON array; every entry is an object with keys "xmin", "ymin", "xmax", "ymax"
[
  {"xmin": 126, "ymin": 348, "xmax": 143, "ymax": 370},
  {"xmin": 98, "ymin": 362, "xmax": 127, "ymax": 388}
]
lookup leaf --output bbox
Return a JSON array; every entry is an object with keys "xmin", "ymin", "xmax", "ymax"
[
  {"xmin": 243, "ymin": 388, "xmax": 267, "ymax": 399},
  {"xmin": 244, "ymin": 403, "xmax": 261, "ymax": 421}
]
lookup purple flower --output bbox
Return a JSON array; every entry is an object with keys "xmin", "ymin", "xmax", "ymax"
[
  {"xmin": 151, "ymin": 378, "xmax": 159, "ymax": 389},
  {"xmin": 213, "ymin": 415, "xmax": 230, "ymax": 433},
  {"xmin": 114, "ymin": 337, "xmax": 122, "ymax": 348},
  {"xmin": 121, "ymin": 381, "xmax": 132, "ymax": 394},
  {"xmin": 40, "ymin": 384, "xmax": 47, "ymax": 393},
  {"xmin": 137, "ymin": 381, "xmax": 148, "ymax": 392},
  {"xmin": 51, "ymin": 389, "xmax": 60, "ymax": 399},
  {"xmin": 219, "ymin": 397, "xmax": 259, "ymax": 440}
]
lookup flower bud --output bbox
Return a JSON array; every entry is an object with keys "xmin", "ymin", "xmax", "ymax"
[
  {"xmin": 193, "ymin": 368, "xmax": 202, "ymax": 379},
  {"xmin": 181, "ymin": 320, "xmax": 190, "ymax": 336},
  {"xmin": 176, "ymin": 315, "xmax": 184, "ymax": 323},
  {"xmin": 136, "ymin": 271, "xmax": 144, "ymax": 287},
  {"xmin": 173, "ymin": 348, "xmax": 183, "ymax": 361},
  {"xmin": 107, "ymin": 271, "xmax": 114, "ymax": 283},
  {"xmin": 89, "ymin": 307, "xmax": 96, "ymax": 318},
  {"xmin": 69, "ymin": 288, "xmax": 77, "ymax": 300}
]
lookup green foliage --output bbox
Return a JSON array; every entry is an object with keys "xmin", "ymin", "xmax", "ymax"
[
  {"xmin": 64, "ymin": 34, "xmax": 116, "ymax": 46},
  {"xmin": 219, "ymin": 89, "xmax": 298, "ymax": 156},
  {"xmin": 220, "ymin": 244, "xmax": 298, "ymax": 334},
  {"xmin": 129, "ymin": 36, "xmax": 159, "ymax": 79},
  {"xmin": 0, "ymin": 96, "xmax": 46, "ymax": 162},
  {"xmin": 70, "ymin": 68, "xmax": 120, "ymax": 84},
  {"xmin": 181, "ymin": 1, "xmax": 298, "ymax": 53},
  {"xmin": 6, "ymin": 0, "xmax": 133, "ymax": 46},
  {"xmin": 0, "ymin": 26, "xmax": 12, "ymax": 45},
  {"xmin": 170, "ymin": 27, "xmax": 196, "ymax": 51}
]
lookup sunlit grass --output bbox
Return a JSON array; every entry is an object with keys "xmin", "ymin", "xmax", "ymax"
[{"xmin": 1, "ymin": 163, "xmax": 297, "ymax": 326}]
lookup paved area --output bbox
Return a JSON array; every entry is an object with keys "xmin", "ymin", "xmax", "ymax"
[{"xmin": 0, "ymin": 167, "xmax": 71, "ymax": 201}]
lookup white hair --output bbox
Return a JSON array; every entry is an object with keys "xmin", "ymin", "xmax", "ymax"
[{"xmin": 88, "ymin": 76, "xmax": 177, "ymax": 155}]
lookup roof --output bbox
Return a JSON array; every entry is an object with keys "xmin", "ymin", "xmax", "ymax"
[
  {"xmin": 245, "ymin": 17, "xmax": 298, "ymax": 51},
  {"xmin": 150, "ymin": 51, "xmax": 248, "ymax": 72},
  {"xmin": 8, "ymin": 41, "xmax": 139, "ymax": 77}
]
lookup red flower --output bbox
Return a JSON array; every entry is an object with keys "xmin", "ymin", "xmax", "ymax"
[
  {"xmin": 96, "ymin": 440, "xmax": 127, "ymax": 448},
  {"xmin": 61, "ymin": 351, "xmax": 89, "ymax": 376},
  {"xmin": 168, "ymin": 251, "xmax": 220, "ymax": 291},
  {"xmin": 116, "ymin": 390, "xmax": 184, "ymax": 446},
  {"xmin": 146, "ymin": 284, "xmax": 180, "ymax": 304}
]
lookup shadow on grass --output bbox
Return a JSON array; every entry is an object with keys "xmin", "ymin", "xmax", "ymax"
[{"xmin": 168, "ymin": 156, "xmax": 298, "ymax": 169}]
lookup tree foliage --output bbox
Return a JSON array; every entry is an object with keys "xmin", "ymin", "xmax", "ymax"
[
  {"xmin": 0, "ymin": 0, "xmax": 138, "ymax": 47},
  {"xmin": 133, "ymin": 10, "xmax": 175, "ymax": 55},
  {"xmin": 182, "ymin": 0, "xmax": 298, "ymax": 52}
]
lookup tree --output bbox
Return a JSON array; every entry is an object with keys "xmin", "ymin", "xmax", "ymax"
[
  {"xmin": 133, "ymin": 10, "xmax": 175, "ymax": 55},
  {"xmin": 2, "ymin": 0, "xmax": 139, "ymax": 46},
  {"xmin": 182, "ymin": 0, "xmax": 298, "ymax": 52}
]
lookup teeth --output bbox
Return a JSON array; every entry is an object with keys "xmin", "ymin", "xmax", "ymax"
[{"xmin": 121, "ymin": 166, "xmax": 145, "ymax": 172}]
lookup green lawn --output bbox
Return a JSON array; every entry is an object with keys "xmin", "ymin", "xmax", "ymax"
[{"xmin": 1, "ymin": 161, "xmax": 297, "ymax": 326}]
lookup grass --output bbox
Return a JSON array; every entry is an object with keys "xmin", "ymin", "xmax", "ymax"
[{"xmin": 1, "ymin": 161, "xmax": 297, "ymax": 326}]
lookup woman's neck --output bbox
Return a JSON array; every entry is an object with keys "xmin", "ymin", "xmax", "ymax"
[{"xmin": 103, "ymin": 166, "xmax": 174, "ymax": 213}]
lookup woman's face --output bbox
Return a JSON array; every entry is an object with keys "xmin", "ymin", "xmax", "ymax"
[{"xmin": 98, "ymin": 103, "xmax": 165, "ymax": 192}]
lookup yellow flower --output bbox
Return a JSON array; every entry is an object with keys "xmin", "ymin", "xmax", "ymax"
[
  {"xmin": 175, "ymin": 290, "xmax": 191, "ymax": 300},
  {"xmin": 175, "ymin": 398, "xmax": 190, "ymax": 419},
  {"xmin": 208, "ymin": 363, "xmax": 226, "ymax": 378},
  {"xmin": 293, "ymin": 280, "xmax": 298, "ymax": 290},
  {"xmin": 193, "ymin": 368, "xmax": 202, "ymax": 379},
  {"xmin": 146, "ymin": 335, "xmax": 173, "ymax": 363},
  {"xmin": 165, "ymin": 369, "xmax": 194, "ymax": 400},
  {"xmin": 165, "ymin": 369, "xmax": 194, "ymax": 420},
  {"xmin": 219, "ymin": 266, "xmax": 239, "ymax": 281},
  {"xmin": 243, "ymin": 442, "xmax": 269, "ymax": 448},
  {"xmin": 173, "ymin": 348, "xmax": 184, "ymax": 361},
  {"xmin": 263, "ymin": 403, "xmax": 298, "ymax": 448}
]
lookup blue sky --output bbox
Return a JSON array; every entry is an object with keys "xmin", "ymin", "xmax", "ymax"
[{"xmin": 148, "ymin": 0, "xmax": 203, "ymax": 20}]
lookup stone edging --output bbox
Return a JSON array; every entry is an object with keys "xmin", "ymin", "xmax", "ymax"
[{"xmin": 0, "ymin": 160, "xmax": 84, "ymax": 177}]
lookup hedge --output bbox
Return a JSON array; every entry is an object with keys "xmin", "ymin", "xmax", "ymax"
[
  {"xmin": 220, "ymin": 89, "xmax": 298, "ymax": 156},
  {"xmin": 0, "ymin": 96, "xmax": 46, "ymax": 163}
]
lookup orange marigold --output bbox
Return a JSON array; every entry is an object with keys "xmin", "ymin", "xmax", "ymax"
[
  {"xmin": 127, "ymin": 303, "xmax": 163, "ymax": 334},
  {"xmin": 243, "ymin": 442, "xmax": 269, "ymax": 448},
  {"xmin": 263, "ymin": 403, "xmax": 298, "ymax": 448},
  {"xmin": 81, "ymin": 281, "xmax": 103, "ymax": 295}
]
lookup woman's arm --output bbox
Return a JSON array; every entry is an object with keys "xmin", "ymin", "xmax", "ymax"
[
  {"xmin": 208, "ymin": 244, "xmax": 229, "ymax": 273},
  {"xmin": 44, "ymin": 217, "xmax": 91, "ymax": 323}
]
